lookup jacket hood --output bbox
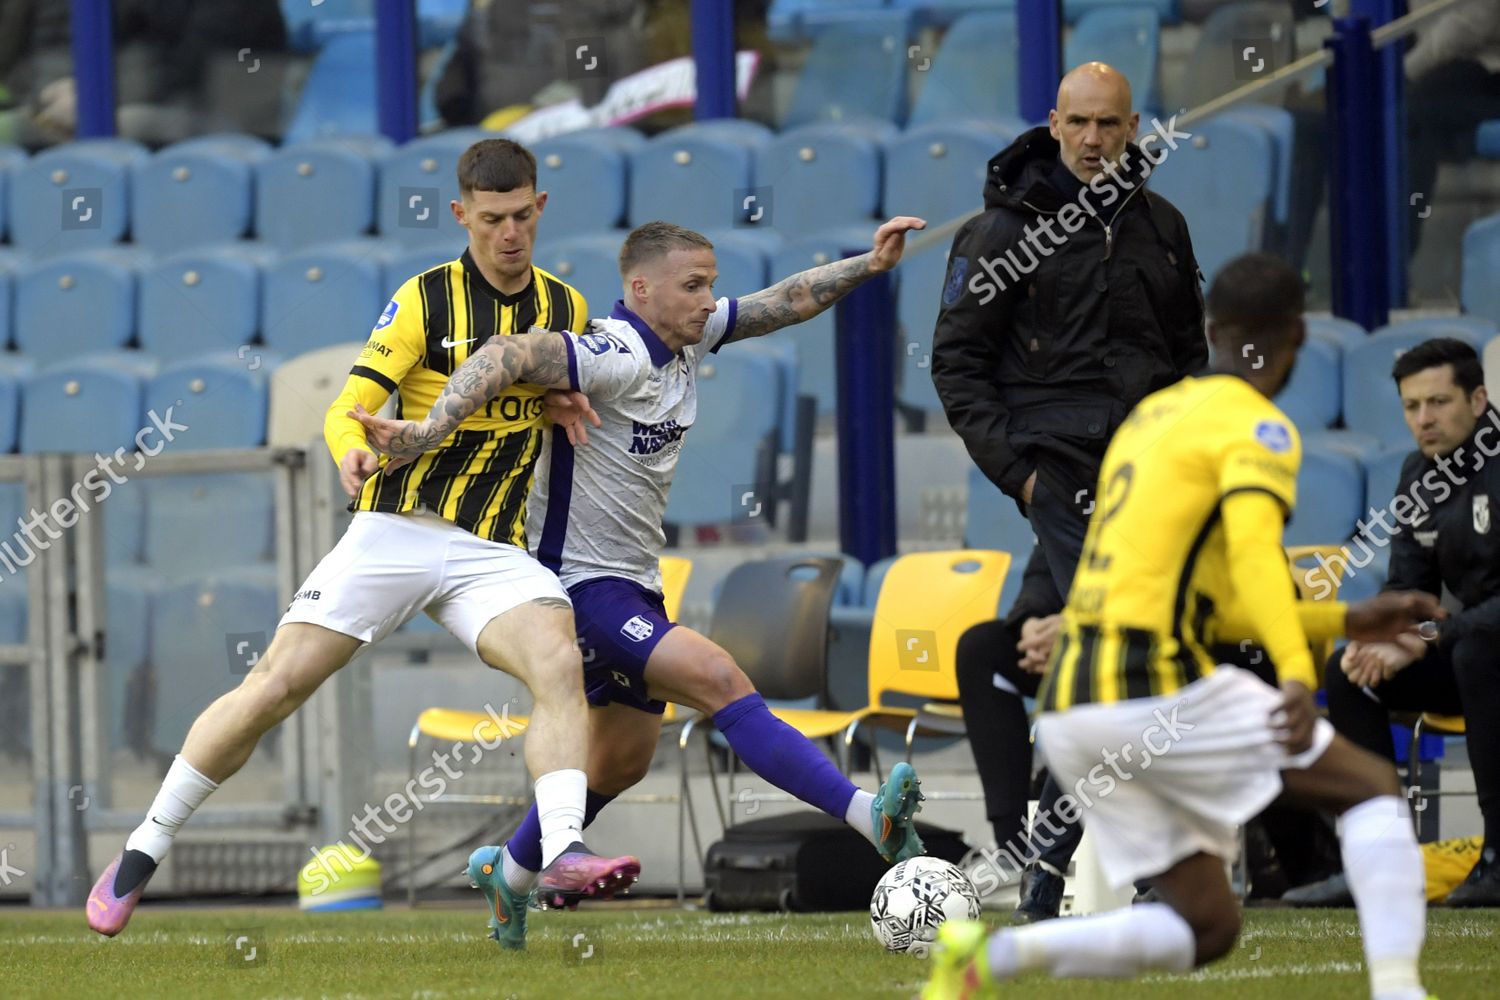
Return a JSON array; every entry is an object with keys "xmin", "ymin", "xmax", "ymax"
[{"xmin": 983, "ymin": 125, "xmax": 1152, "ymax": 213}]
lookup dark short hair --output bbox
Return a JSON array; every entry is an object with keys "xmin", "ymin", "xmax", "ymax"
[
  {"xmin": 1391, "ymin": 337, "xmax": 1484, "ymax": 395},
  {"xmin": 1206, "ymin": 253, "xmax": 1305, "ymax": 344},
  {"xmin": 456, "ymin": 139, "xmax": 537, "ymax": 197},
  {"xmin": 618, "ymin": 221, "xmax": 714, "ymax": 276}
]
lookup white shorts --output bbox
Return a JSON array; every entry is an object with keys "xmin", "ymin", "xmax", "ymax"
[
  {"xmin": 1035, "ymin": 666, "xmax": 1335, "ymax": 892},
  {"xmin": 279, "ymin": 509, "xmax": 570, "ymax": 653}
]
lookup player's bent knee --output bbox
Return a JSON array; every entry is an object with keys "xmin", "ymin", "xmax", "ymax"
[{"xmin": 689, "ymin": 651, "xmax": 754, "ymax": 713}]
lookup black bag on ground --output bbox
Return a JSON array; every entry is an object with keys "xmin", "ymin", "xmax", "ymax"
[{"xmin": 702, "ymin": 810, "xmax": 969, "ymax": 912}]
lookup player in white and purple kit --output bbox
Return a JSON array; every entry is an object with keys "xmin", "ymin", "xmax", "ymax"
[{"xmin": 353, "ymin": 216, "xmax": 927, "ymax": 948}]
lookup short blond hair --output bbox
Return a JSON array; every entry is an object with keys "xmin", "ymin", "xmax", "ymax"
[{"xmin": 618, "ymin": 221, "xmax": 714, "ymax": 276}]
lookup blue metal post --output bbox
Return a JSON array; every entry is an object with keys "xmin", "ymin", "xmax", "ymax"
[
  {"xmin": 1353, "ymin": 0, "xmax": 1408, "ymax": 308},
  {"xmin": 834, "ymin": 258, "xmax": 896, "ymax": 566},
  {"xmin": 375, "ymin": 0, "xmax": 419, "ymax": 144},
  {"xmin": 692, "ymin": 0, "xmax": 736, "ymax": 120},
  {"xmin": 1018, "ymin": 0, "xmax": 1064, "ymax": 123},
  {"xmin": 1325, "ymin": 17, "xmax": 1390, "ymax": 331},
  {"xmin": 70, "ymin": 0, "xmax": 116, "ymax": 139}
]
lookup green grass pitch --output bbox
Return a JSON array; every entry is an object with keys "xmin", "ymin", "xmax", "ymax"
[{"xmin": 3, "ymin": 906, "xmax": 1496, "ymax": 998}]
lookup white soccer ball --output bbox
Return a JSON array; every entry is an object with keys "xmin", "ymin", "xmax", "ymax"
[{"xmin": 869, "ymin": 856, "xmax": 981, "ymax": 957}]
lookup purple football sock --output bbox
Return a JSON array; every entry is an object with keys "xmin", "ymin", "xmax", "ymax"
[
  {"xmin": 713, "ymin": 692, "xmax": 858, "ymax": 819},
  {"xmin": 507, "ymin": 788, "xmax": 618, "ymax": 872}
]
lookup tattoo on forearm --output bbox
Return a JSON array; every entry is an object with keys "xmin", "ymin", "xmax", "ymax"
[
  {"xmin": 378, "ymin": 335, "xmax": 572, "ymax": 459},
  {"xmin": 730, "ymin": 252, "xmax": 877, "ymax": 340}
]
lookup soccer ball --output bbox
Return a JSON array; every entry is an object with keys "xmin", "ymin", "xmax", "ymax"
[{"xmin": 869, "ymin": 856, "xmax": 981, "ymax": 957}]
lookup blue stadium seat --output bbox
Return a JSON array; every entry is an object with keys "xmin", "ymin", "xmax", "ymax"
[
  {"xmin": 262, "ymin": 241, "xmax": 390, "ymax": 354},
  {"xmin": 148, "ymin": 567, "xmax": 279, "ymax": 750},
  {"xmin": 1146, "ymin": 116, "xmax": 1274, "ymax": 283},
  {"xmin": 1272, "ymin": 336, "xmax": 1340, "ymax": 432},
  {"xmin": 1172, "ymin": 2, "xmax": 1297, "ymax": 111},
  {"xmin": 784, "ymin": 12, "xmax": 914, "ymax": 128},
  {"xmin": 627, "ymin": 121, "xmax": 771, "ymax": 232},
  {"xmin": 733, "ymin": 337, "xmax": 800, "ymax": 456},
  {"xmin": 1287, "ymin": 443, "xmax": 1364, "ymax": 546},
  {"xmin": 996, "ymin": 556, "xmax": 1028, "ymax": 618},
  {"xmin": 769, "ymin": 0, "xmax": 886, "ymax": 41},
  {"xmin": 0, "ymin": 144, "xmax": 27, "ymax": 242},
  {"xmin": 1065, "ymin": 5, "xmax": 1162, "ymax": 113},
  {"xmin": 896, "ymin": 247, "xmax": 949, "ymax": 413},
  {"xmin": 698, "ymin": 230, "xmax": 771, "ymax": 300},
  {"xmin": 14, "ymin": 249, "xmax": 137, "ymax": 365},
  {"xmin": 285, "ymin": 31, "xmax": 380, "ymax": 140},
  {"xmin": 964, "ymin": 465, "xmax": 1035, "ymax": 558},
  {"xmin": 1336, "ymin": 548, "xmax": 1388, "ymax": 605},
  {"xmin": 1305, "ymin": 314, "xmax": 1366, "ymax": 352},
  {"xmin": 1344, "ymin": 325, "xmax": 1484, "ymax": 444},
  {"xmin": 256, "ymin": 136, "xmax": 389, "ymax": 251},
  {"xmin": 130, "ymin": 136, "xmax": 270, "ymax": 253},
  {"xmin": 535, "ymin": 233, "xmax": 625, "ymax": 317},
  {"xmin": 534, "ymin": 131, "xmax": 638, "ymax": 238},
  {"xmin": 862, "ymin": 554, "xmax": 898, "ymax": 606},
  {"xmin": 0, "ymin": 355, "xmax": 28, "ymax": 454},
  {"xmin": 20, "ymin": 352, "xmax": 156, "ymax": 454},
  {"xmin": 1463, "ymin": 214, "xmax": 1500, "ymax": 327},
  {"xmin": 1220, "ymin": 105, "xmax": 1294, "ymax": 232},
  {"xmin": 138, "ymin": 244, "xmax": 268, "ymax": 359},
  {"xmin": 103, "ymin": 479, "xmax": 146, "ymax": 567},
  {"xmin": 8, "ymin": 139, "xmax": 148, "ymax": 255},
  {"xmin": 382, "ymin": 245, "xmax": 456, "ymax": 299},
  {"xmin": 1377, "ymin": 316, "xmax": 1499, "ymax": 343},
  {"xmin": 417, "ymin": 0, "xmax": 468, "ymax": 46},
  {"xmin": 105, "ymin": 570, "xmax": 151, "ymax": 750},
  {"xmin": 1065, "ymin": 0, "xmax": 1176, "ymax": 21},
  {"xmin": 907, "ymin": 11, "xmax": 1020, "ymax": 127},
  {"xmin": 754, "ymin": 122, "xmax": 891, "ymax": 237},
  {"xmin": 0, "ymin": 259, "xmax": 13, "ymax": 351},
  {"xmin": 1363, "ymin": 444, "xmax": 1411, "ymax": 517},
  {"xmin": 768, "ymin": 227, "xmax": 873, "ymax": 414},
  {"xmin": 145, "ymin": 353, "xmax": 275, "ymax": 451},
  {"xmin": 884, "ymin": 119, "xmax": 1026, "ymax": 226},
  {"xmin": 142, "ymin": 473, "xmax": 276, "ymax": 577},
  {"xmin": 1479, "ymin": 120, "xmax": 1500, "ymax": 160},
  {"xmin": 664, "ymin": 350, "xmax": 781, "ymax": 527},
  {"xmin": 376, "ymin": 132, "xmax": 476, "ymax": 247}
]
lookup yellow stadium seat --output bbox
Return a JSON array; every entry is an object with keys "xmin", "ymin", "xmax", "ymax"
[{"xmin": 764, "ymin": 549, "xmax": 1009, "ymax": 777}]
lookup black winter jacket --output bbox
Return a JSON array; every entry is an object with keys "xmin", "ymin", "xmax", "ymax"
[
  {"xmin": 1385, "ymin": 407, "xmax": 1500, "ymax": 647},
  {"xmin": 931, "ymin": 126, "xmax": 1207, "ymax": 509}
]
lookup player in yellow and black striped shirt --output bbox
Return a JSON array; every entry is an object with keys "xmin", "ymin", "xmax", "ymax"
[
  {"xmin": 86, "ymin": 139, "xmax": 641, "ymax": 945},
  {"xmin": 325, "ymin": 243, "xmax": 585, "ymax": 544},
  {"xmin": 925, "ymin": 254, "xmax": 1441, "ymax": 1000}
]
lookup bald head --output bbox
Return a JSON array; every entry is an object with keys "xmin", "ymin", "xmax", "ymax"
[{"xmin": 1050, "ymin": 62, "xmax": 1139, "ymax": 183}]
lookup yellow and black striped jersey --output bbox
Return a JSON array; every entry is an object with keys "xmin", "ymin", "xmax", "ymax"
[
  {"xmin": 325, "ymin": 250, "xmax": 588, "ymax": 545},
  {"xmin": 1039, "ymin": 374, "xmax": 1305, "ymax": 710}
]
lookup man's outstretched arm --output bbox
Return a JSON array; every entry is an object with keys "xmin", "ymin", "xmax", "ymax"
[
  {"xmin": 351, "ymin": 332, "xmax": 574, "ymax": 462},
  {"xmin": 723, "ymin": 216, "xmax": 926, "ymax": 343}
]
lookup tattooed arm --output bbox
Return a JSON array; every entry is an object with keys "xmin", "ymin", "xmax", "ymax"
[
  {"xmin": 349, "ymin": 332, "xmax": 574, "ymax": 461},
  {"xmin": 725, "ymin": 215, "xmax": 926, "ymax": 343}
]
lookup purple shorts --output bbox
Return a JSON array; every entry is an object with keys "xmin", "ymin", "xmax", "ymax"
[{"xmin": 568, "ymin": 575, "xmax": 675, "ymax": 715}]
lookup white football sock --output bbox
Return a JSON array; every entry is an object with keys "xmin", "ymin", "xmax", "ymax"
[
  {"xmin": 989, "ymin": 902, "xmax": 1196, "ymax": 979},
  {"xmin": 501, "ymin": 845, "xmax": 538, "ymax": 894},
  {"xmin": 534, "ymin": 768, "xmax": 588, "ymax": 868},
  {"xmin": 123, "ymin": 755, "xmax": 219, "ymax": 863},
  {"xmin": 1338, "ymin": 795, "xmax": 1427, "ymax": 1000},
  {"xmin": 845, "ymin": 789, "xmax": 877, "ymax": 845}
]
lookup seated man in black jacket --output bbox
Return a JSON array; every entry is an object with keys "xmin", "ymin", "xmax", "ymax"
[
  {"xmin": 932, "ymin": 61, "xmax": 1207, "ymax": 921},
  {"xmin": 1320, "ymin": 338, "xmax": 1500, "ymax": 907}
]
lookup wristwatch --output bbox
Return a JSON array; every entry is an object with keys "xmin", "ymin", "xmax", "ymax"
[{"xmin": 1416, "ymin": 620, "xmax": 1440, "ymax": 642}]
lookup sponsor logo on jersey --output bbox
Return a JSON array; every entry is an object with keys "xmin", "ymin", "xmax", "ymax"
[
  {"xmin": 580, "ymin": 331, "xmax": 631, "ymax": 356},
  {"xmin": 375, "ymin": 299, "xmax": 399, "ymax": 330},
  {"xmin": 620, "ymin": 615, "xmax": 654, "ymax": 641},
  {"xmin": 1254, "ymin": 419, "xmax": 1291, "ymax": 453},
  {"xmin": 293, "ymin": 589, "xmax": 321, "ymax": 602},
  {"xmin": 1475, "ymin": 494, "xmax": 1491, "ymax": 535},
  {"xmin": 629, "ymin": 418, "xmax": 686, "ymax": 455},
  {"xmin": 611, "ymin": 670, "xmax": 634, "ymax": 689}
]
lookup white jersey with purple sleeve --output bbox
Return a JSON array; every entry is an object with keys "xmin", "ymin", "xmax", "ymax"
[{"xmin": 527, "ymin": 297, "xmax": 738, "ymax": 591}]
